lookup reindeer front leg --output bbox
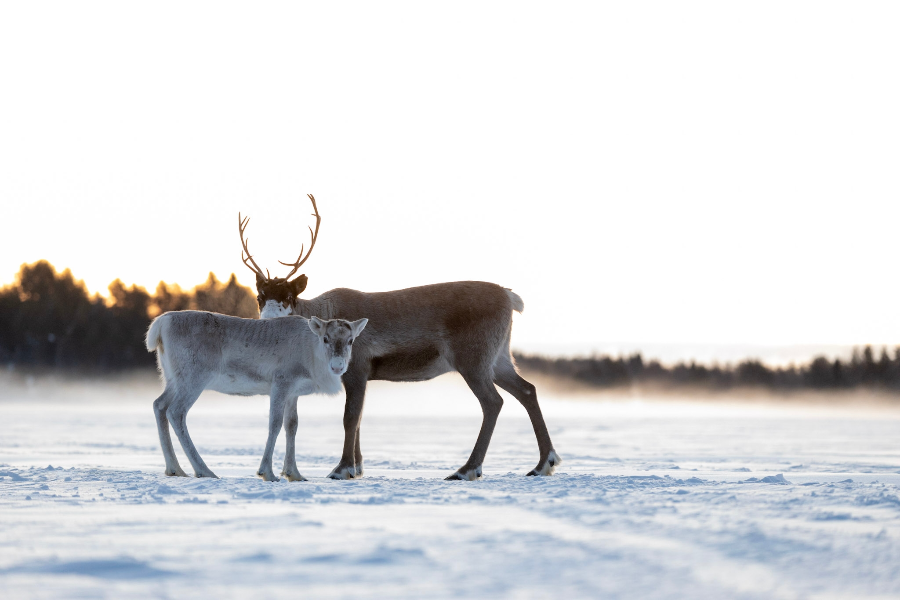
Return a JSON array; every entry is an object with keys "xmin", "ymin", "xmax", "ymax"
[
  {"xmin": 280, "ymin": 396, "xmax": 307, "ymax": 481},
  {"xmin": 258, "ymin": 386, "xmax": 289, "ymax": 482},
  {"xmin": 328, "ymin": 369, "xmax": 368, "ymax": 480}
]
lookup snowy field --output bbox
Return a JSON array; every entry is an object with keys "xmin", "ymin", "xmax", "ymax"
[{"xmin": 1, "ymin": 373, "xmax": 899, "ymax": 599}]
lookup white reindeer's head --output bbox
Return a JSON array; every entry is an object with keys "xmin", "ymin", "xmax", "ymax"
[{"xmin": 308, "ymin": 316, "xmax": 368, "ymax": 376}]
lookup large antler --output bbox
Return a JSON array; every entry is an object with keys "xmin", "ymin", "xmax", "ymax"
[
  {"xmin": 278, "ymin": 193, "xmax": 321, "ymax": 280},
  {"xmin": 238, "ymin": 212, "xmax": 269, "ymax": 279}
]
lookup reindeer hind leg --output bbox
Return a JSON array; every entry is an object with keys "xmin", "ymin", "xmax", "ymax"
[
  {"xmin": 446, "ymin": 369, "xmax": 504, "ymax": 481},
  {"xmin": 166, "ymin": 383, "xmax": 218, "ymax": 479},
  {"xmin": 493, "ymin": 359, "xmax": 561, "ymax": 476},
  {"xmin": 153, "ymin": 388, "xmax": 187, "ymax": 477}
]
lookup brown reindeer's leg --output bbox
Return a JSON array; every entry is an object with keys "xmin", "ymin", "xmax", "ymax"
[
  {"xmin": 446, "ymin": 372, "xmax": 504, "ymax": 481},
  {"xmin": 493, "ymin": 363, "xmax": 561, "ymax": 476},
  {"xmin": 354, "ymin": 426, "xmax": 364, "ymax": 477},
  {"xmin": 328, "ymin": 368, "xmax": 368, "ymax": 480}
]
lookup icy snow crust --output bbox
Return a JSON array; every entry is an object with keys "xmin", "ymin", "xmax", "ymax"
[{"xmin": 1, "ymin": 375, "xmax": 899, "ymax": 599}]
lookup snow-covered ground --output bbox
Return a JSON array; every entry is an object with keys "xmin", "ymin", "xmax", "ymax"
[{"xmin": 1, "ymin": 373, "xmax": 899, "ymax": 599}]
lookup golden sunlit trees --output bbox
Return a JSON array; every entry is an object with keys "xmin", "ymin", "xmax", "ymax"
[
  {"xmin": 150, "ymin": 274, "xmax": 257, "ymax": 319},
  {"xmin": 0, "ymin": 261, "xmax": 257, "ymax": 371},
  {"xmin": 191, "ymin": 273, "xmax": 258, "ymax": 318}
]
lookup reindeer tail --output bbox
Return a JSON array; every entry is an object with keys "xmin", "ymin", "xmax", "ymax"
[
  {"xmin": 145, "ymin": 314, "xmax": 166, "ymax": 353},
  {"xmin": 505, "ymin": 289, "xmax": 525, "ymax": 313}
]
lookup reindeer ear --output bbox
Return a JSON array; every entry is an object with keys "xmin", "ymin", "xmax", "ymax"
[
  {"xmin": 255, "ymin": 272, "xmax": 266, "ymax": 288},
  {"xmin": 289, "ymin": 274, "xmax": 308, "ymax": 296},
  {"xmin": 308, "ymin": 316, "xmax": 326, "ymax": 337},
  {"xmin": 350, "ymin": 318, "xmax": 368, "ymax": 338}
]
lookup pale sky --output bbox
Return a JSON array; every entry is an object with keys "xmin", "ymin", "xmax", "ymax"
[{"xmin": 1, "ymin": 2, "xmax": 898, "ymax": 357}]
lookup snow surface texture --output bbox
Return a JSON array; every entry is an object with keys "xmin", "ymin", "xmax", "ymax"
[{"xmin": 1, "ymin": 374, "xmax": 899, "ymax": 599}]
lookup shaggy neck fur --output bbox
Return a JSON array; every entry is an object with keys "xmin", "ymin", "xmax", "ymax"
[{"xmin": 309, "ymin": 335, "xmax": 343, "ymax": 396}]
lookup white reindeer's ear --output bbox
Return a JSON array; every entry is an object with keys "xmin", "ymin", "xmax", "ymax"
[
  {"xmin": 308, "ymin": 316, "xmax": 326, "ymax": 337},
  {"xmin": 350, "ymin": 318, "xmax": 368, "ymax": 338}
]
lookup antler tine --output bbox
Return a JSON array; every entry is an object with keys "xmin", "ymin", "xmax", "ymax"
[
  {"xmin": 238, "ymin": 212, "xmax": 266, "ymax": 277},
  {"xmin": 278, "ymin": 194, "xmax": 321, "ymax": 280}
]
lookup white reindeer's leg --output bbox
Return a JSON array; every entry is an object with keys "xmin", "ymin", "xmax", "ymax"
[
  {"xmin": 258, "ymin": 388, "xmax": 288, "ymax": 482},
  {"xmin": 153, "ymin": 389, "xmax": 187, "ymax": 477},
  {"xmin": 167, "ymin": 386, "xmax": 218, "ymax": 479},
  {"xmin": 280, "ymin": 396, "xmax": 306, "ymax": 482}
]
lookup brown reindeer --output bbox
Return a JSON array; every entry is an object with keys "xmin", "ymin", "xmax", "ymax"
[{"xmin": 239, "ymin": 195, "xmax": 560, "ymax": 480}]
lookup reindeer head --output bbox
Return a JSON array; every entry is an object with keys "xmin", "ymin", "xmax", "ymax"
[
  {"xmin": 239, "ymin": 194, "xmax": 320, "ymax": 319},
  {"xmin": 308, "ymin": 316, "xmax": 368, "ymax": 375},
  {"xmin": 253, "ymin": 274, "xmax": 307, "ymax": 318}
]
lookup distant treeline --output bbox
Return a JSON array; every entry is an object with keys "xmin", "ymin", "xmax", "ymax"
[
  {"xmin": 3, "ymin": 260, "xmax": 899, "ymax": 392},
  {"xmin": 513, "ymin": 347, "xmax": 900, "ymax": 393},
  {"xmin": 0, "ymin": 260, "xmax": 257, "ymax": 371}
]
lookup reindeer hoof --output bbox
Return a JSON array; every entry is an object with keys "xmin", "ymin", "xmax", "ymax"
[
  {"xmin": 282, "ymin": 470, "xmax": 308, "ymax": 482},
  {"xmin": 445, "ymin": 466, "xmax": 482, "ymax": 481},
  {"xmin": 195, "ymin": 471, "xmax": 219, "ymax": 479},
  {"xmin": 165, "ymin": 468, "xmax": 188, "ymax": 477},
  {"xmin": 256, "ymin": 471, "xmax": 279, "ymax": 482},
  {"xmin": 528, "ymin": 450, "xmax": 561, "ymax": 476},
  {"xmin": 327, "ymin": 465, "xmax": 357, "ymax": 480}
]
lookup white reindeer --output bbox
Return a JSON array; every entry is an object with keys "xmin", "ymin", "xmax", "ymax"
[{"xmin": 145, "ymin": 311, "xmax": 368, "ymax": 481}]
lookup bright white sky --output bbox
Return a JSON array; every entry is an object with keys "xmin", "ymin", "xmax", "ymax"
[{"xmin": 1, "ymin": 2, "xmax": 898, "ymax": 357}]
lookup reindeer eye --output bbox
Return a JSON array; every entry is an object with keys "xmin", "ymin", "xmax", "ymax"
[
  {"xmin": 348, "ymin": 339, "xmax": 353, "ymax": 346},
  {"xmin": 324, "ymin": 337, "xmax": 330, "ymax": 344}
]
